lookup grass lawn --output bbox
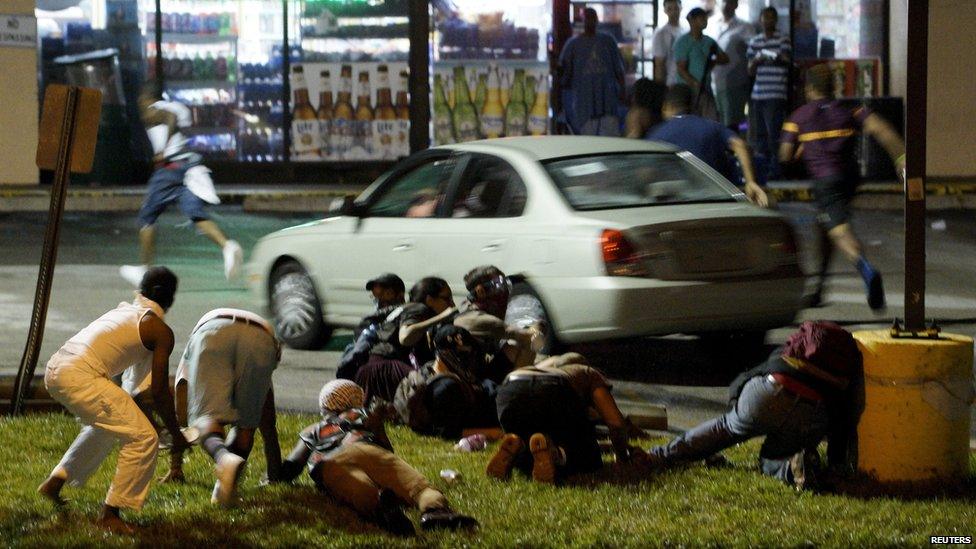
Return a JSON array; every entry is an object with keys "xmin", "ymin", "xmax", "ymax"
[{"xmin": 2, "ymin": 412, "xmax": 974, "ymax": 548}]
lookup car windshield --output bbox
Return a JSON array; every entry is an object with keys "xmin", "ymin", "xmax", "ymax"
[{"xmin": 544, "ymin": 152, "xmax": 737, "ymax": 210}]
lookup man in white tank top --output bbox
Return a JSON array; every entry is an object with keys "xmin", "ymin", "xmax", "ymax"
[
  {"xmin": 164, "ymin": 308, "xmax": 282, "ymax": 507},
  {"xmin": 37, "ymin": 267, "xmax": 186, "ymax": 534}
]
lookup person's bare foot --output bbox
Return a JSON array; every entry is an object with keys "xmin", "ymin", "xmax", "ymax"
[
  {"xmin": 37, "ymin": 476, "xmax": 67, "ymax": 506},
  {"xmin": 96, "ymin": 507, "xmax": 137, "ymax": 535}
]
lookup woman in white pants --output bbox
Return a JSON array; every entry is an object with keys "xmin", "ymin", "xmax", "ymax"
[{"xmin": 37, "ymin": 267, "xmax": 187, "ymax": 534}]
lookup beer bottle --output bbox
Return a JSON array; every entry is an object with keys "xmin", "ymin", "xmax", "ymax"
[
  {"xmin": 474, "ymin": 73, "xmax": 487, "ymax": 115},
  {"xmin": 331, "ymin": 64, "xmax": 355, "ymax": 160},
  {"xmin": 395, "ymin": 70, "xmax": 410, "ymax": 157},
  {"xmin": 373, "ymin": 65, "xmax": 397, "ymax": 160},
  {"xmin": 528, "ymin": 76, "xmax": 549, "ymax": 136},
  {"xmin": 433, "ymin": 73, "xmax": 455, "ymax": 145},
  {"xmin": 525, "ymin": 74, "xmax": 537, "ymax": 115},
  {"xmin": 452, "ymin": 66, "xmax": 479, "ymax": 142},
  {"xmin": 353, "ymin": 71, "xmax": 374, "ymax": 157},
  {"xmin": 504, "ymin": 68, "xmax": 528, "ymax": 137},
  {"xmin": 480, "ymin": 65, "xmax": 504, "ymax": 139},
  {"xmin": 499, "ymin": 70, "xmax": 510, "ymax": 108},
  {"xmin": 290, "ymin": 65, "xmax": 321, "ymax": 159},
  {"xmin": 317, "ymin": 70, "xmax": 334, "ymax": 160}
]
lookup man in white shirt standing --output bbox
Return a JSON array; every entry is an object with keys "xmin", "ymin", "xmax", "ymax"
[
  {"xmin": 651, "ymin": 0, "xmax": 684, "ymax": 85},
  {"xmin": 707, "ymin": 0, "xmax": 755, "ymax": 130},
  {"xmin": 164, "ymin": 308, "xmax": 283, "ymax": 507},
  {"xmin": 38, "ymin": 267, "xmax": 187, "ymax": 534}
]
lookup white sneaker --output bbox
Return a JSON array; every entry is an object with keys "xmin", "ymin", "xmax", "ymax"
[
  {"xmin": 212, "ymin": 452, "xmax": 245, "ymax": 507},
  {"xmin": 222, "ymin": 240, "xmax": 243, "ymax": 281},
  {"xmin": 119, "ymin": 264, "xmax": 148, "ymax": 287}
]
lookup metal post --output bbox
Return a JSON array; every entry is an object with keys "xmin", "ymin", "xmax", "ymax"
[
  {"xmin": 10, "ymin": 87, "xmax": 80, "ymax": 415},
  {"xmin": 408, "ymin": 0, "xmax": 430, "ymax": 154},
  {"xmin": 903, "ymin": 0, "xmax": 927, "ymax": 332},
  {"xmin": 282, "ymin": 0, "xmax": 292, "ymax": 163},
  {"xmin": 155, "ymin": 0, "xmax": 163, "ymax": 93}
]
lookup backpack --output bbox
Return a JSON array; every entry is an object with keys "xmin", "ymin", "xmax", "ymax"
[{"xmin": 393, "ymin": 364, "xmax": 460, "ymax": 434}]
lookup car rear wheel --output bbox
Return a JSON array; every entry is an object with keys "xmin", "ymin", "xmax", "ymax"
[
  {"xmin": 270, "ymin": 261, "xmax": 332, "ymax": 350},
  {"xmin": 506, "ymin": 283, "xmax": 562, "ymax": 356}
]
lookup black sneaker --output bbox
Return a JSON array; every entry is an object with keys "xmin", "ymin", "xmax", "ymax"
[
  {"xmin": 789, "ymin": 449, "xmax": 821, "ymax": 491},
  {"xmin": 375, "ymin": 489, "xmax": 415, "ymax": 537},
  {"xmin": 419, "ymin": 509, "xmax": 479, "ymax": 531},
  {"xmin": 866, "ymin": 271, "xmax": 886, "ymax": 311}
]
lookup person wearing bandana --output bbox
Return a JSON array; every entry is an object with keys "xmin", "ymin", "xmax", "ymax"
[{"xmin": 453, "ymin": 265, "xmax": 544, "ymax": 384}]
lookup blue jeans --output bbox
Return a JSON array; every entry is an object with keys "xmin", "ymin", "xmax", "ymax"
[
  {"xmin": 649, "ymin": 375, "xmax": 829, "ymax": 483},
  {"xmin": 749, "ymin": 99, "xmax": 787, "ymax": 180}
]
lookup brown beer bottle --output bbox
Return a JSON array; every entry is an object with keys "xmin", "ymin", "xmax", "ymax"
[
  {"xmin": 331, "ymin": 64, "xmax": 355, "ymax": 160},
  {"xmin": 290, "ymin": 65, "xmax": 321, "ymax": 159},
  {"xmin": 395, "ymin": 70, "xmax": 410, "ymax": 157},
  {"xmin": 317, "ymin": 70, "xmax": 334, "ymax": 160},
  {"xmin": 353, "ymin": 71, "xmax": 374, "ymax": 158},
  {"xmin": 374, "ymin": 65, "xmax": 397, "ymax": 160}
]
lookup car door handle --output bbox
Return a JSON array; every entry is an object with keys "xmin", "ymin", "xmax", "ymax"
[
  {"xmin": 481, "ymin": 243, "xmax": 501, "ymax": 252},
  {"xmin": 393, "ymin": 243, "xmax": 413, "ymax": 252}
]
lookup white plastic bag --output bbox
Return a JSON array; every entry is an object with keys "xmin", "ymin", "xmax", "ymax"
[{"xmin": 184, "ymin": 165, "xmax": 221, "ymax": 204}]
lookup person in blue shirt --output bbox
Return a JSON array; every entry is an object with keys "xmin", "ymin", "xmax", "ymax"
[
  {"xmin": 558, "ymin": 8, "xmax": 626, "ymax": 135},
  {"xmin": 647, "ymin": 84, "xmax": 768, "ymax": 206}
]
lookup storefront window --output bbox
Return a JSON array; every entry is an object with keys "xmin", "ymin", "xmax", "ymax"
[
  {"xmin": 577, "ymin": 0, "xmax": 656, "ymax": 82},
  {"xmin": 432, "ymin": 0, "xmax": 553, "ymax": 145},
  {"xmin": 289, "ymin": 0, "xmax": 410, "ymax": 161}
]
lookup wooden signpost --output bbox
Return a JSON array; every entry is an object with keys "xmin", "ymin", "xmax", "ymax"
[{"xmin": 9, "ymin": 84, "xmax": 101, "ymax": 415}]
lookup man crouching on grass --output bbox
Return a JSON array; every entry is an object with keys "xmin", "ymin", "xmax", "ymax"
[
  {"xmin": 38, "ymin": 267, "xmax": 188, "ymax": 534},
  {"xmin": 274, "ymin": 379, "xmax": 478, "ymax": 536},
  {"xmin": 162, "ymin": 308, "xmax": 283, "ymax": 507}
]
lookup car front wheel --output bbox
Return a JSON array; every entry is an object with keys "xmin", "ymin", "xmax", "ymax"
[
  {"xmin": 270, "ymin": 261, "xmax": 332, "ymax": 349},
  {"xmin": 506, "ymin": 283, "xmax": 561, "ymax": 355}
]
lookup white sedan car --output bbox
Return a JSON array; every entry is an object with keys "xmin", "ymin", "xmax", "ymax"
[{"xmin": 247, "ymin": 136, "xmax": 805, "ymax": 350}]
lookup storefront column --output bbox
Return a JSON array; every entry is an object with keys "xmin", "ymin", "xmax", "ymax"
[{"xmin": 0, "ymin": 1, "xmax": 39, "ymax": 185}]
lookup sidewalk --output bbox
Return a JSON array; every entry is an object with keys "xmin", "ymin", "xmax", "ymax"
[{"xmin": 3, "ymin": 180, "xmax": 976, "ymax": 212}]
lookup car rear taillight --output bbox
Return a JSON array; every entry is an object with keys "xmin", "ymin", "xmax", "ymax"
[{"xmin": 601, "ymin": 229, "xmax": 648, "ymax": 277}]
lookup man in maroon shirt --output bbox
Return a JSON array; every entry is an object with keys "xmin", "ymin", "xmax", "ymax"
[{"xmin": 779, "ymin": 64, "xmax": 905, "ymax": 310}]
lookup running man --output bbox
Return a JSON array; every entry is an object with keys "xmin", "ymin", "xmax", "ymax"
[
  {"xmin": 779, "ymin": 64, "xmax": 906, "ymax": 310},
  {"xmin": 120, "ymin": 83, "xmax": 242, "ymax": 287}
]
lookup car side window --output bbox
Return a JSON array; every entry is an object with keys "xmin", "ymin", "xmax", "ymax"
[
  {"xmin": 450, "ymin": 156, "xmax": 527, "ymax": 218},
  {"xmin": 368, "ymin": 157, "xmax": 454, "ymax": 218}
]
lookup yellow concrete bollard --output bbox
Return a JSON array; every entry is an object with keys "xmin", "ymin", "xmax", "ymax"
[{"xmin": 853, "ymin": 330, "xmax": 974, "ymax": 483}]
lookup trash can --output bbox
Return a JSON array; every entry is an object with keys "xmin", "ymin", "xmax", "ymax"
[
  {"xmin": 853, "ymin": 331, "xmax": 974, "ymax": 485},
  {"xmin": 53, "ymin": 48, "xmax": 136, "ymax": 185}
]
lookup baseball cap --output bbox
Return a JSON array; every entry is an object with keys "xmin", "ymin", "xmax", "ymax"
[{"xmin": 365, "ymin": 273, "xmax": 405, "ymax": 293}]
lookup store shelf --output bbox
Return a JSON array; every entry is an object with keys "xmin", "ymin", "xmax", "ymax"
[
  {"xmin": 301, "ymin": 24, "xmax": 409, "ymax": 40},
  {"xmin": 183, "ymin": 126, "xmax": 236, "ymax": 135},
  {"xmin": 165, "ymin": 80, "xmax": 237, "ymax": 90},
  {"xmin": 161, "ymin": 33, "xmax": 238, "ymax": 44}
]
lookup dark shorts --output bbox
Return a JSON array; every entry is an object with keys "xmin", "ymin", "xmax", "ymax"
[
  {"xmin": 137, "ymin": 162, "xmax": 210, "ymax": 227},
  {"xmin": 354, "ymin": 355, "xmax": 413, "ymax": 405},
  {"xmin": 496, "ymin": 375, "xmax": 603, "ymax": 476},
  {"xmin": 812, "ymin": 175, "xmax": 857, "ymax": 230}
]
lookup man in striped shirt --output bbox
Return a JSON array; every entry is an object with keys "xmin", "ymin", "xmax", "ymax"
[{"xmin": 747, "ymin": 7, "xmax": 791, "ymax": 180}]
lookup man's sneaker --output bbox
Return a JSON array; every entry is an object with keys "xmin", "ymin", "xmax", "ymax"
[
  {"xmin": 419, "ymin": 509, "xmax": 479, "ymax": 531},
  {"xmin": 375, "ymin": 489, "xmax": 415, "ymax": 537},
  {"xmin": 222, "ymin": 240, "xmax": 243, "ymax": 280},
  {"xmin": 211, "ymin": 453, "xmax": 245, "ymax": 507},
  {"xmin": 529, "ymin": 433, "xmax": 560, "ymax": 484},
  {"xmin": 866, "ymin": 270, "xmax": 886, "ymax": 311},
  {"xmin": 486, "ymin": 433, "xmax": 524, "ymax": 480},
  {"xmin": 119, "ymin": 264, "xmax": 148, "ymax": 287}
]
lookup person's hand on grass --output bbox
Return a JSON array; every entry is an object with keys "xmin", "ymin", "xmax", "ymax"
[{"xmin": 159, "ymin": 467, "xmax": 185, "ymax": 483}]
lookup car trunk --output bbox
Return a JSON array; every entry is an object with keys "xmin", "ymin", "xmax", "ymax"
[{"xmin": 574, "ymin": 203, "xmax": 798, "ymax": 281}]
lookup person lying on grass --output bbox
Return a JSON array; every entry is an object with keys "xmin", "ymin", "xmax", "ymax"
[
  {"xmin": 274, "ymin": 379, "xmax": 478, "ymax": 536},
  {"xmin": 637, "ymin": 321, "xmax": 863, "ymax": 490},
  {"xmin": 486, "ymin": 352, "xmax": 647, "ymax": 484}
]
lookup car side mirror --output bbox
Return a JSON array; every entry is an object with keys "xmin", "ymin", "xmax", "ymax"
[{"xmin": 329, "ymin": 195, "xmax": 361, "ymax": 217}]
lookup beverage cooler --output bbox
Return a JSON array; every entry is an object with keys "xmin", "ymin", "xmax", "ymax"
[
  {"xmin": 289, "ymin": 0, "xmax": 411, "ymax": 162},
  {"xmin": 431, "ymin": 0, "xmax": 553, "ymax": 145}
]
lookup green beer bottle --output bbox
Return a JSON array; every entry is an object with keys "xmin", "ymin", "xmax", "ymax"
[
  {"xmin": 504, "ymin": 69, "xmax": 528, "ymax": 136},
  {"xmin": 452, "ymin": 66, "xmax": 479, "ymax": 142},
  {"xmin": 433, "ymin": 74, "xmax": 455, "ymax": 145},
  {"xmin": 474, "ymin": 73, "xmax": 487, "ymax": 115},
  {"xmin": 525, "ymin": 74, "xmax": 537, "ymax": 115}
]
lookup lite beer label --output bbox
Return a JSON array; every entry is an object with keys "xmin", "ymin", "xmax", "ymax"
[
  {"xmin": 480, "ymin": 114, "xmax": 503, "ymax": 138},
  {"xmin": 373, "ymin": 119, "xmax": 397, "ymax": 159},
  {"xmin": 292, "ymin": 119, "xmax": 322, "ymax": 158},
  {"xmin": 396, "ymin": 119, "xmax": 409, "ymax": 157}
]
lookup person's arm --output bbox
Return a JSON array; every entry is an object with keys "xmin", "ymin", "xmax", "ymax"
[
  {"xmin": 159, "ymin": 379, "xmax": 188, "ymax": 483},
  {"xmin": 862, "ymin": 112, "xmax": 906, "ymax": 176},
  {"xmin": 779, "ymin": 119, "xmax": 800, "ymax": 164},
  {"xmin": 728, "ymin": 135, "xmax": 768, "ymax": 207},
  {"xmin": 259, "ymin": 388, "xmax": 282, "ymax": 481},
  {"xmin": 746, "ymin": 41, "xmax": 760, "ymax": 76},
  {"xmin": 624, "ymin": 108, "xmax": 649, "ymax": 139},
  {"xmin": 460, "ymin": 427, "xmax": 504, "ymax": 441},
  {"xmin": 676, "ymin": 60, "xmax": 698, "ymax": 88},
  {"xmin": 591, "ymin": 386, "xmax": 638, "ymax": 462},
  {"xmin": 399, "ymin": 306, "xmax": 456, "ymax": 347},
  {"xmin": 277, "ymin": 437, "xmax": 312, "ymax": 483},
  {"xmin": 651, "ymin": 30, "xmax": 669, "ymax": 83},
  {"xmin": 558, "ymin": 39, "xmax": 575, "ymax": 87},
  {"xmin": 712, "ymin": 40, "xmax": 730, "ymax": 65},
  {"xmin": 140, "ymin": 313, "xmax": 187, "ymax": 451}
]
